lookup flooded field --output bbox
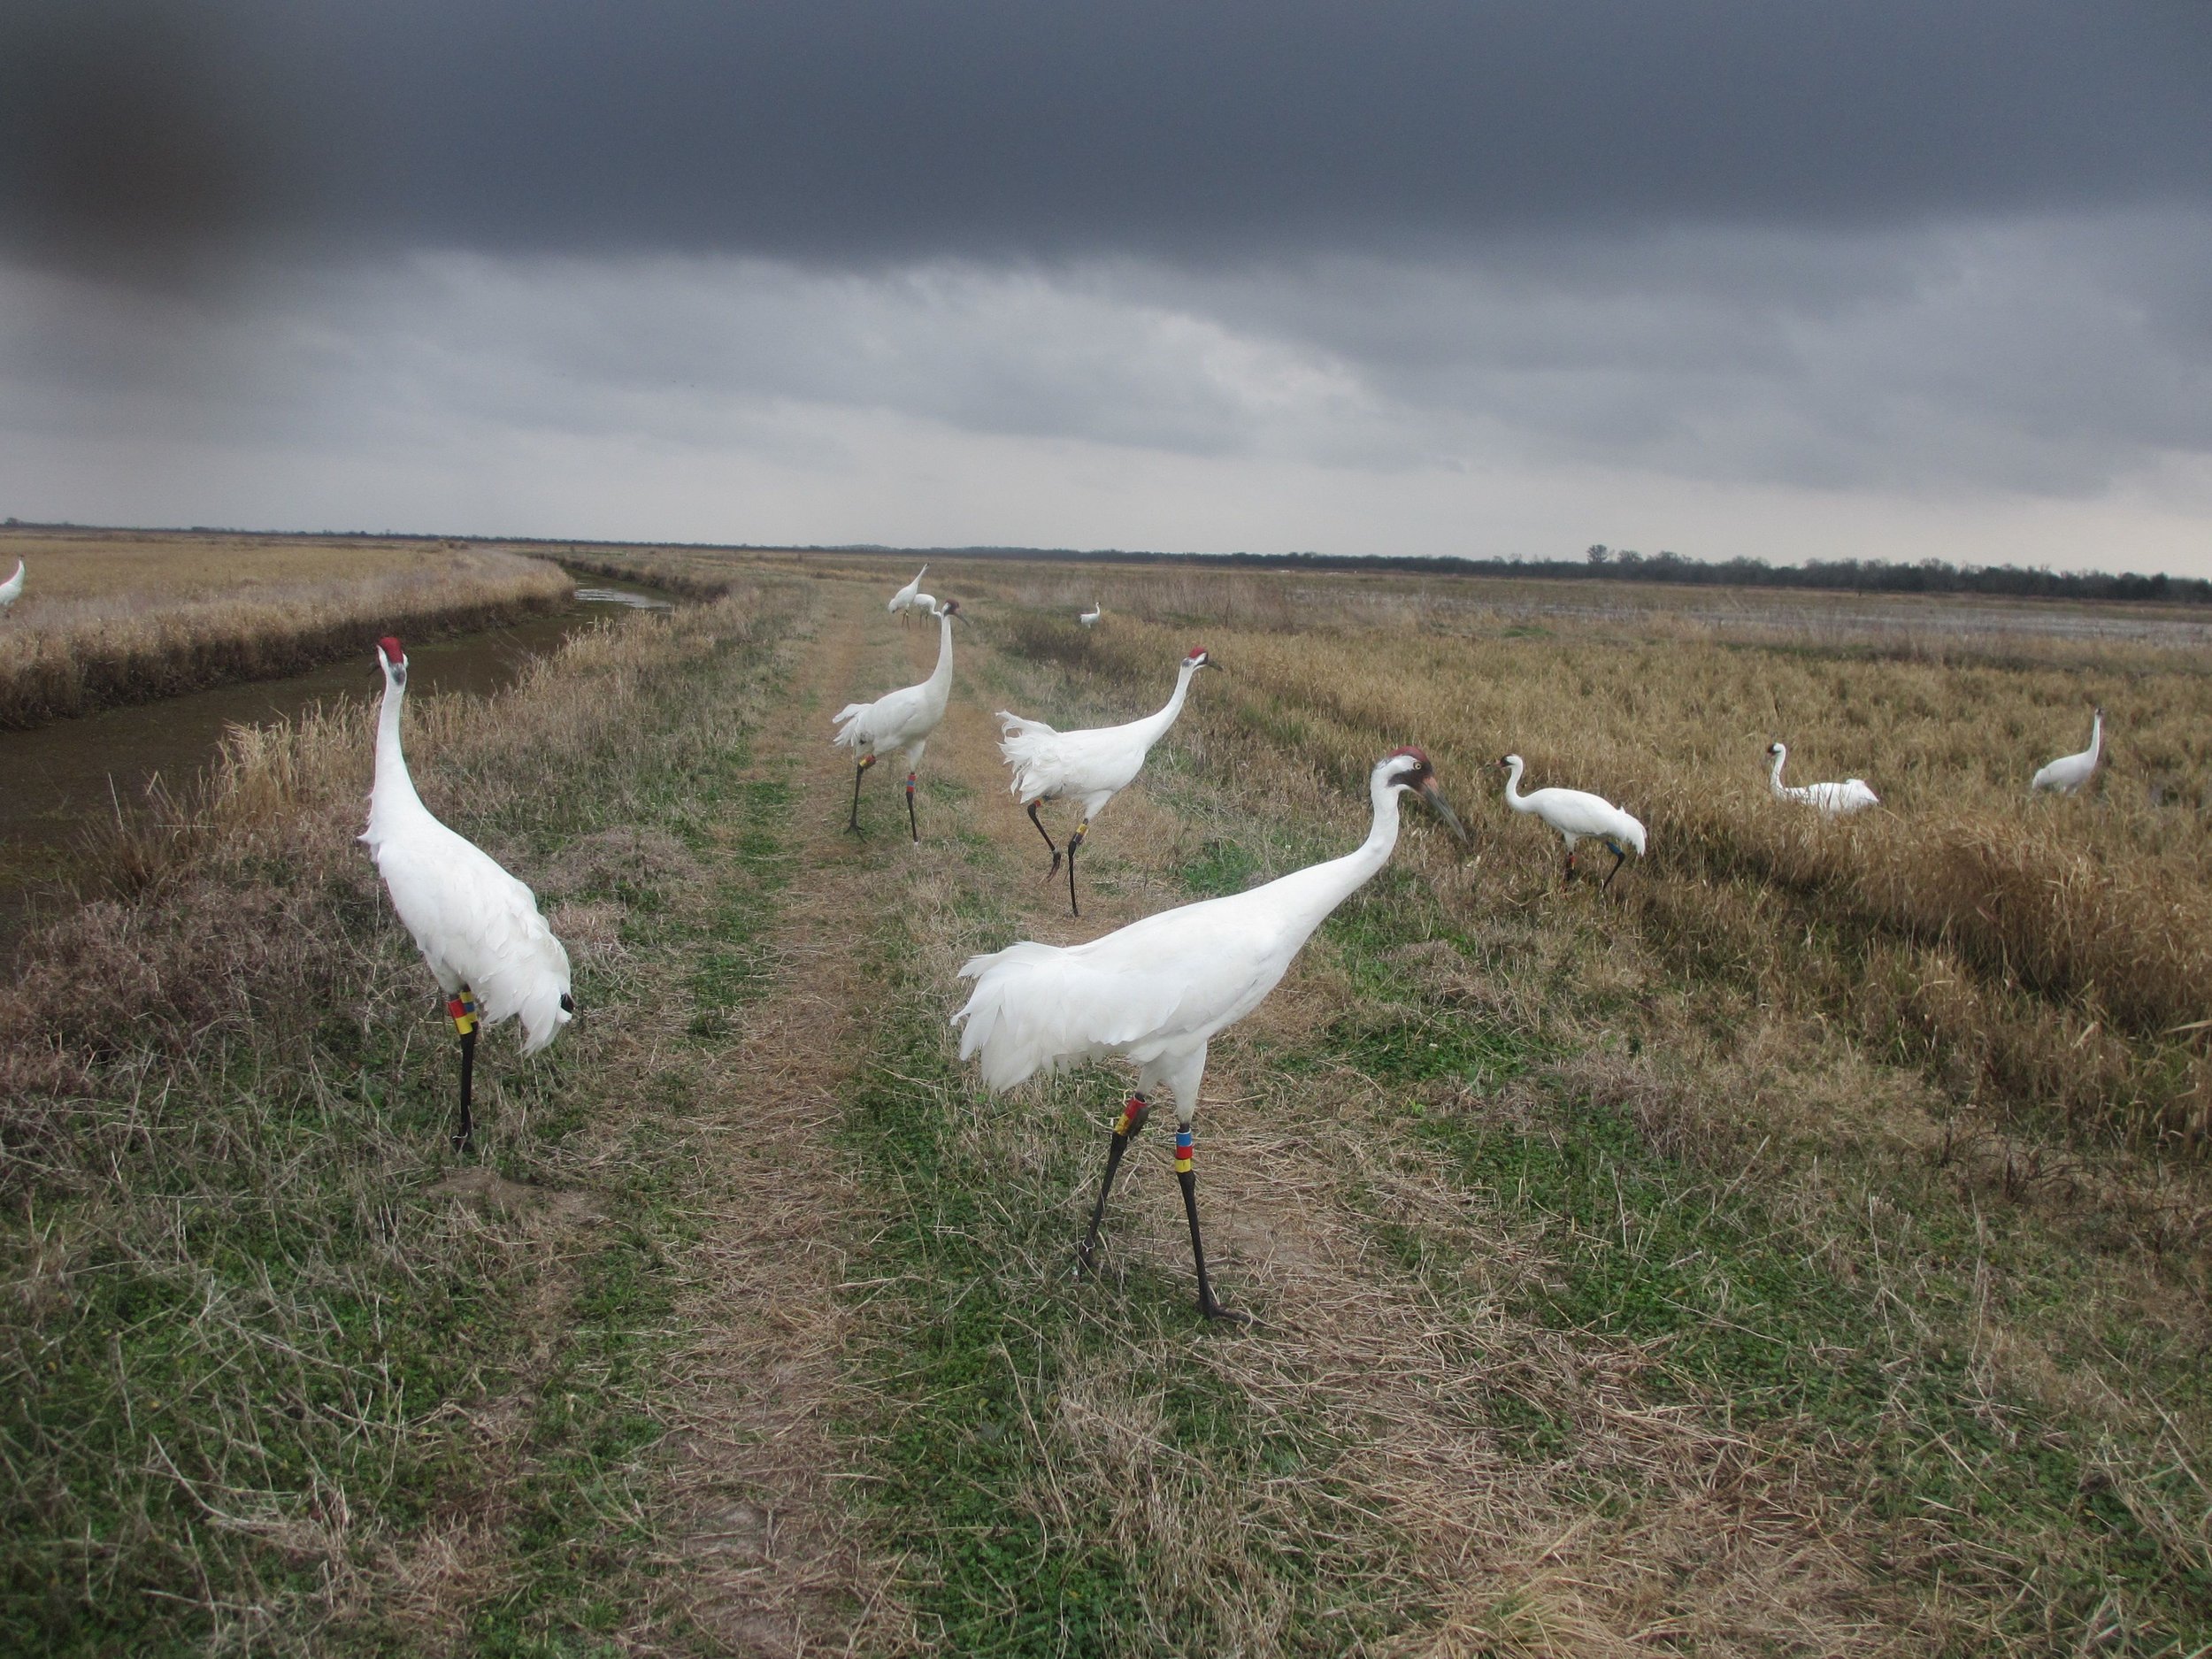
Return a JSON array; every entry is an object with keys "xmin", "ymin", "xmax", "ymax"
[{"xmin": 0, "ymin": 572, "xmax": 673, "ymax": 949}]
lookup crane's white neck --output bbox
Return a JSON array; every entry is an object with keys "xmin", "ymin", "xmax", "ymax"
[
  {"xmin": 2087, "ymin": 710, "xmax": 2102, "ymax": 761},
  {"xmin": 1767, "ymin": 745, "xmax": 1789, "ymax": 796},
  {"xmin": 371, "ymin": 669, "xmax": 429, "ymax": 824},
  {"xmin": 1501, "ymin": 755, "xmax": 1535, "ymax": 814},
  {"xmin": 926, "ymin": 606, "xmax": 956, "ymax": 691}
]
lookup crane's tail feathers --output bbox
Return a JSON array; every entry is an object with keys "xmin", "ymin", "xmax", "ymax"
[{"xmin": 955, "ymin": 942, "xmax": 1202, "ymax": 1093}]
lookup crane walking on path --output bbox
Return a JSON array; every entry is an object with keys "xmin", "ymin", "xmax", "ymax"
[
  {"xmin": 996, "ymin": 646, "xmax": 1218, "ymax": 916},
  {"xmin": 955, "ymin": 748, "xmax": 1466, "ymax": 1321},
  {"xmin": 362, "ymin": 637, "xmax": 573, "ymax": 1150},
  {"xmin": 835, "ymin": 598, "xmax": 963, "ymax": 841},
  {"xmin": 1495, "ymin": 754, "xmax": 1647, "ymax": 888},
  {"xmin": 0, "ymin": 558, "xmax": 22, "ymax": 613},
  {"xmin": 1079, "ymin": 602, "xmax": 1102, "ymax": 628},
  {"xmin": 2032, "ymin": 708, "xmax": 2103, "ymax": 795},
  {"xmin": 1766, "ymin": 742, "xmax": 1879, "ymax": 816},
  {"xmin": 887, "ymin": 565, "xmax": 928, "ymax": 623}
]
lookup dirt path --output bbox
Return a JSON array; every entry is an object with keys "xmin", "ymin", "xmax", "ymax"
[{"xmin": 657, "ymin": 585, "xmax": 918, "ymax": 1654}]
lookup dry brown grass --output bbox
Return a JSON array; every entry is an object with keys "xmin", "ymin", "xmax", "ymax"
[
  {"xmin": 989, "ymin": 585, "xmax": 2212, "ymax": 1147},
  {"xmin": 0, "ymin": 529, "xmax": 574, "ymax": 727}
]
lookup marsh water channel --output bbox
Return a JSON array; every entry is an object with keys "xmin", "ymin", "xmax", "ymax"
[{"xmin": 0, "ymin": 573, "xmax": 675, "ymax": 952}]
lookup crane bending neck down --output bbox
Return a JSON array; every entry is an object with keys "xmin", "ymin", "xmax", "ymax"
[{"xmin": 955, "ymin": 747, "xmax": 1464, "ymax": 1321}]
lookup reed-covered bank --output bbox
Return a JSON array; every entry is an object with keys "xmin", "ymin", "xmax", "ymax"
[
  {"xmin": 0, "ymin": 534, "xmax": 574, "ymax": 729},
  {"xmin": 0, "ymin": 585, "xmax": 798, "ymax": 1651}
]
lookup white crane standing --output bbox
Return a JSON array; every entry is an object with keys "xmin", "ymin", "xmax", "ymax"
[
  {"xmin": 996, "ymin": 646, "xmax": 1217, "ymax": 916},
  {"xmin": 361, "ymin": 636, "xmax": 573, "ymax": 1150},
  {"xmin": 834, "ymin": 598, "xmax": 963, "ymax": 841},
  {"xmin": 1494, "ymin": 754, "xmax": 1647, "ymax": 888},
  {"xmin": 1079, "ymin": 601, "xmax": 1102, "ymax": 628},
  {"xmin": 955, "ymin": 748, "xmax": 1465, "ymax": 1320},
  {"xmin": 2032, "ymin": 708, "xmax": 2103, "ymax": 795},
  {"xmin": 1766, "ymin": 741, "xmax": 1879, "ymax": 816},
  {"xmin": 887, "ymin": 565, "xmax": 929, "ymax": 624},
  {"xmin": 0, "ymin": 558, "xmax": 23, "ymax": 613}
]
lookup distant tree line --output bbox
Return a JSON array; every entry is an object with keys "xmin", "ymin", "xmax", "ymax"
[{"xmin": 907, "ymin": 542, "xmax": 2212, "ymax": 606}]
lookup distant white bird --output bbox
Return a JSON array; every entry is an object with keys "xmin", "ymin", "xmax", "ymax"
[
  {"xmin": 1766, "ymin": 741, "xmax": 1879, "ymax": 816},
  {"xmin": 908, "ymin": 592, "xmax": 937, "ymax": 617},
  {"xmin": 834, "ymin": 597, "xmax": 963, "ymax": 841},
  {"xmin": 955, "ymin": 748, "xmax": 1465, "ymax": 1320},
  {"xmin": 887, "ymin": 565, "xmax": 929, "ymax": 623},
  {"xmin": 996, "ymin": 646, "xmax": 1217, "ymax": 916},
  {"xmin": 2032, "ymin": 707, "xmax": 2103, "ymax": 795},
  {"xmin": 0, "ymin": 558, "xmax": 22, "ymax": 612},
  {"xmin": 1079, "ymin": 601, "xmax": 1102, "ymax": 628},
  {"xmin": 361, "ymin": 636, "xmax": 573, "ymax": 1150},
  {"xmin": 1495, "ymin": 754, "xmax": 1647, "ymax": 888}
]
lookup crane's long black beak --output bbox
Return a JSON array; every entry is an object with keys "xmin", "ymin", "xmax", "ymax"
[{"xmin": 1420, "ymin": 779, "xmax": 1467, "ymax": 844}]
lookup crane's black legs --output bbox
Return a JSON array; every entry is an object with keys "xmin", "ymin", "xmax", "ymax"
[
  {"xmin": 1078, "ymin": 1094, "xmax": 1150, "ymax": 1276},
  {"xmin": 1027, "ymin": 800, "xmax": 1059, "ymax": 872},
  {"xmin": 1601, "ymin": 841, "xmax": 1628, "ymax": 889},
  {"xmin": 1065, "ymin": 818, "xmax": 1090, "ymax": 918},
  {"xmin": 1563, "ymin": 848, "xmax": 1578, "ymax": 887},
  {"xmin": 448, "ymin": 988, "xmax": 480, "ymax": 1152},
  {"xmin": 1175, "ymin": 1128, "xmax": 1246, "ymax": 1323},
  {"xmin": 847, "ymin": 755, "xmax": 874, "ymax": 833},
  {"xmin": 905, "ymin": 772, "xmax": 919, "ymax": 842}
]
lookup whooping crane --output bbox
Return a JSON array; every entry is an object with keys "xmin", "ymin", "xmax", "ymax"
[
  {"xmin": 887, "ymin": 565, "xmax": 928, "ymax": 623},
  {"xmin": 0, "ymin": 559, "xmax": 22, "ymax": 612},
  {"xmin": 2032, "ymin": 708, "xmax": 2103, "ymax": 795},
  {"xmin": 955, "ymin": 748, "xmax": 1465, "ymax": 1320},
  {"xmin": 1765, "ymin": 742, "xmax": 1878, "ymax": 816},
  {"xmin": 996, "ymin": 646, "xmax": 1218, "ymax": 916},
  {"xmin": 1495, "ymin": 754, "xmax": 1647, "ymax": 888},
  {"xmin": 834, "ymin": 597, "xmax": 963, "ymax": 841},
  {"xmin": 1079, "ymin": 602, "xmax": 1102, "ymax": 628},
  {"xmin": 362, "ymin": 637, "xmax": 573, "ymax": 1150}
]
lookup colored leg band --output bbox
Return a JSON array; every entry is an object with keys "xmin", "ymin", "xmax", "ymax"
[
  {"xmin": 447, "ymin": 993, "xmax": 479, "ymax": 1036},
  {"xmin": 1175, "ymin": 1130, "xmax": 1194, "ymax": 1172},
  {"xmin": 1115, "ymin": 1096, "xmax": 1145, "ymax": 1136}
]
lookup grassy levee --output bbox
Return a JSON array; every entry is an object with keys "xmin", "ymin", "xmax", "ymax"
[
  {"xmin": 0, "ymin": 533, "xmax": 575, "ymax": 728},
  {"xmin": 0, "ymin": 582, "xmax": 807, "ymax": 1654},
  {"xmin": 967, "ymin": 596, "xmax": 2212, "ymax": 1651}
]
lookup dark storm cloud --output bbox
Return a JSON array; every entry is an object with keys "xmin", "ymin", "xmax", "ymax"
[{"xmin": 2, "ymin": 1, "xmax": 2206, "ymax": 267}]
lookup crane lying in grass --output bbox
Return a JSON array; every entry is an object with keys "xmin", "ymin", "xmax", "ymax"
[
  {"xmin": 2032, "ymin": 708, "xmax": 2103, "ymax": 795},
  {"xmin": 996, "ymin": 646, "xmax": 1217, "ymax": 916},
  {"xmin": 1766, "ymin": 741, "xmax": 1878, "ymax": 816},
  {"xmin": 362, "ymin": 636, "xmax": 573, "ymax": 1150},
  {"xmin": 955, "ymin": 747, "xmax": 1465, "ymax": 1321},
  {"xmin": 835, "ymin": 597, "xmax": 962, "ymax": 841},
  {"xmin": 0, "ymin": 558, "xmax": 22, "ymax": 613},
  {"xmin": 887, "ymin": 565, "xmax": 928, "ymax": 624},
  {"xmin": 1495, "ymin": 754, "xmax": 1647, "ymax": 888}
]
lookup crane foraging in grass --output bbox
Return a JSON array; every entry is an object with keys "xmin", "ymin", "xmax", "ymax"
[
  {"xmin": 996, "ymin": 646, "xmax": 1217, "ymax": 916},
  {"xmin": 887, "ymin": 565, "xmax": 928, "ymax": 623},
  {"xmin": 362, "ymin": 637, "xmax": 573, "ymax": 1151},
  {"xmin": 1495, "ymin": 754, "xmax": 1647, "ymax": 888},
  {"xmin": 2032, "ymin": 708, "xmax": 2103, "ymax": 795},
  {"xmin": 955, "ymin": 747, "xmax": 1465, "ymax": 1321},
  {"xmin": 0, "ymin": 558, "xmax": 22, "ymax": 613},
  {"xmin": 835, "ymin": 598, "xmax": 963, "ymax": 841},
  {"xmin": 1766, "ymin": 741, "xmax": 1879, "ymax": 816},
  {"xmin": 1079, "ymin": 601, "xmax": 1102, "ymax": 628}
]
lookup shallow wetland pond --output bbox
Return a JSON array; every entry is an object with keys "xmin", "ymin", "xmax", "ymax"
[{"xmin": 0, "ymin": 572, "xmax": 674, "ymax": 949}]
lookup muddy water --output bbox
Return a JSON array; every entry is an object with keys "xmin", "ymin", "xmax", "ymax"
[{"xmin": 0, "ymin": 573, "xmax": 676, "ymax": 949}]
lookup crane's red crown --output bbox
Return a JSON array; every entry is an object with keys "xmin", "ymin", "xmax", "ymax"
[
  {"xmin": 1187, "ymin": 645, "xmax": 1208, "ymax": 659},
  {"xmin": 1386, "ymin": 745, "xmax": 1432, "ymax": 769},
  {"xmin": 378, "ymin": 635, "xmax": 405, "ymax": 663}
]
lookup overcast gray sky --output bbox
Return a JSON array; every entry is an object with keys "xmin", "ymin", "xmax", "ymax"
[{"xmin": 2, "ymin": 1, "xmax": 2207, "ymax": 569}]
